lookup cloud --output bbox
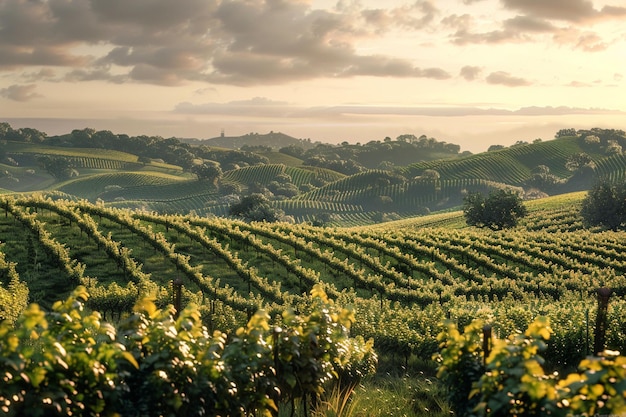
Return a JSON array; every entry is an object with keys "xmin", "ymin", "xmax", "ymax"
[
  {"xmin": 0, "ymin": 84, "xmax": 42, "ymax": 101},
  {"xmin": 486, "ymin": 71, "xmax": 531, "ymax": 86},
  {"xmin": 460, "ymin": 66, "xmax": 482, "ymax": 81},
  {"xmin": 361, "ymin": 1, "xmax": 438, "ymax": 31},
  {"xmin": 500, "ymin": 0, "xmax": 626, "ymax": 22},
  {"xmin": 64, "ymin": 67, "xmax": 127, "ymax": 84},
  {"xmin": 552, "ymin": 27, "xmax": 609, "ymax": 51},
  {"xmin": 174, "ymin": 99, "xmax": 623, "ymax": 119},
  {"xmin": 0, "ymin": 0, "xmax": 454, "ymax": 87},
  {"xmin": 567, "ymin": 80, "xmax": 593, "ymax": 87},
  {"xmin": 19, "ymin": 68, "xmax": 56, "ymax": 82},
  {"xmin": 446, "ymin": 1, "xmax": 621, "ymax": 49},
  {"xmin": 174, "ymin": 97, "xmax": 293, "ymax": 117},
  {"xmin": 447, "ymin": 15, "xmax": 555, "ymax": 45},
  {"xmin": 504, "ymin": 15, "xmax": 555, "ymax": 32},
  {"xmin": 500, "ymin": 0, "xmax": 595, "ymax": 22}
]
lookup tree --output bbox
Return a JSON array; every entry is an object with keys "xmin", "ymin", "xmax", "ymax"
[
  {"xmin": 580, "ymin": 180, "xmax": 626, "ymax": 230},
  {"xmin": 463, "ymin": 189, "xmax": 527, "ymax": 230},
  {"xmin": 191, "ymin": 161, "xmax": 222, "ymax": 184},
  {"xmin": 396, "ymin": 134, "xmax": 417, "ymax": 143},
  {"xmin": 525, "ymin": 165, "xmax": 563, "ymax": 193},
  {"xmin": 229, "ymin": 193, "xmax": 284, "ymax": 222},
  {"xmin": 565, "ymin": 152, "xmax": 595, "ymax": 172},
  {"xmin": 37, "ymin": 156, "xmax": 78, "ymax": 180},
  {"xmin": 555, "ymin": 128, "xmax": 577, "ymax": 138}
]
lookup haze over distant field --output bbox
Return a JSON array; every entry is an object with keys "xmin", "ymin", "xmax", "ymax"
[{"xmin": 1, "ymin": 0, "xmax": 625, "ymax": 152}]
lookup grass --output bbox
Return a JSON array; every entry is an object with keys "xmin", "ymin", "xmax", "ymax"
[
  {"xmin": 4, "ymin": 142, "xmax": 140, "ymax": 162},
  {"xmin": 276, "ymin": 357, "xmax": 453, "ymax": 417}
]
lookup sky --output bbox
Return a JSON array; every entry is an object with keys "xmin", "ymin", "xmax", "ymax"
[{"xmin": 1, "ymin": 0, "xmax": 625, "ymax": 153}]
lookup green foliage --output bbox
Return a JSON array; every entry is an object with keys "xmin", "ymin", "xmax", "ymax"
[
  {"xmin": 558, "ymin": 350, "xmax": 626, "ymax": 416},
  {"xmin": 191, "ymin": 161, "xmax": 222, "ymax": 183},
  {"xmin": 555, "ymin": 128, "xmax": 577, "ymax": 138},
  {"xmin": 229, "ymin": 193, "xmax": 285, "ymax": 222},
  {"xmin": 0, "ymin": 252, "xmax": 28, "ymax": 324},
  {"xmin": 0, "ymin": 285, "xmax": 377, "ymax": 416},
  {"xmin": 0, "ymin": 286, "xmax": 125, "ymax": 416},
  {"xmin": 37, "ymin": 156, "xmax": 78, "ymax": 180},
  {"xmin": 435, "ymin": 317, "xmax": 626, "ymax": 417},
  {"xmin": 525, "ymin": 165, "xmax": 564, "ymax": 193},
  {"xmin": 472, "ymin": 317, "xmax": 560, "ymax": 417},
  {"xmin": 463, "ymin": 189, "xmax": 528, "ymax": 229},
  {"xmin": 565, "ymin": 152, "xmax": 594, "ymax": 172},
  {"xmin": 434, "ymin": 319, "xmax": 486, "ymax": 416},
  {"xmin": 580, "ymin": 179, "xmax": 626, "ymax": 230}
]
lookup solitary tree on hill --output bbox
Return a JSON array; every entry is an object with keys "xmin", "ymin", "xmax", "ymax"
[
  {"xmin": 581, "ymin": 179, "xmax": 626, "ymax": 230},
  {"xmin": 463, "ymin": 189, "xmax": 527, "ymax": 230}
]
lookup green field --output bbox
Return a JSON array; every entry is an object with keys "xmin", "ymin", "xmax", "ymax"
[
  {"xmin": 2, "ymin": 120, "xmax": 626, "ymax": 416},
  {"xmin": 1, "ymin": 191, "xmax": 625, "ymax": 415},
  {"xmin": 1, "ymin": 192, "xmax": 624, "ymax": 365}
]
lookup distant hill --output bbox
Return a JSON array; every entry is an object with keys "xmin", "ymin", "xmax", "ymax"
[
  {"xmin": 1, "ymin": 121, "xmax": 625, "ymax": 226},
  {"xmin": 182, "ymin": 131, "xmax": 317, "ymax": 150}
]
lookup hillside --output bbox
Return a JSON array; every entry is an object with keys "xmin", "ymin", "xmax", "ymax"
[
  {"xmin": 1, "ymin": 192, "xmax": 625, "ymax": 371},
  {"xmin": 1, "ymin": 123, "xmax": 625, "ymax": 226}
]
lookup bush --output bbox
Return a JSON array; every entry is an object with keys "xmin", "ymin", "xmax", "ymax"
[
  {"xmin": 434, "ymin": 317, "xmax": 626, "ymax": 417},
  {"xmin": 0, "ymin": 285, "xmax": 377, "ymax": 416}
]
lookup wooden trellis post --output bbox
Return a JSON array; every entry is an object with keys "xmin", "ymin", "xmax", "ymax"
[
  {"xmin": 593, "ymin": 287, "xmax": 612, "ymax": 355},
  {"xmin": 173, "ymin": 277, "xmax": 183, "ymax": 319},
  {"xmin": 483, "ymin": 324, "xmax": 492, "ymax": 365}
]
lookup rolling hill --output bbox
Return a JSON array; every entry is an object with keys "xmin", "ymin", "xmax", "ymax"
[
  {"xmin": 0, "ymin": 125, "xmax": 625, "ymax": 226},
  {"xmin": 1, "ymin": 124, "xmax": 626, "ymax": 416},
  {"xmin": 181, "ymin": 131, "xmax": 317, "ymax": 150},
  {"xmin": 0, "ymin": 191, "xmax": 625, "ymax": 370}
]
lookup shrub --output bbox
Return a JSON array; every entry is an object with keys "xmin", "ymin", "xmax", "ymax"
[
  {"xmin": 0, "ymin": 285, "xmax": 377, "ymax": 416},
  {"xmin": 434, "ymin": 317, "xmax": 626, "ymax": 417}
]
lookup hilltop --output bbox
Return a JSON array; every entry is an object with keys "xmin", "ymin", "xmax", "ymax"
[{"xmin": 180, "ymin": 131, "xmax": 318, "ymax": 150}]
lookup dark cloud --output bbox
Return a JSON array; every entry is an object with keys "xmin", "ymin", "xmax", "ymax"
[
  {"xmin": 0, "ymin": 0, "xmax": 621, "ymax": 89},
  {"xmin": 361, "ymin": 1, "xmax": 438, "ymax": 30},
  {"xmin": 486, "ymin": 71, "xmax": 531, "ymax": 87},
  {"xmin": 446, "ymin": 1, "xmax": 622, "ymax": 49},
  {"xmin": 0, "ymin": 0, "xmax": 452, "ymax": 86},
  {"xmin": 500, "ymin": 0, "xmax": 595, "ymax": 22},
  {"xmin": 64, "ymin": 67, "xmax": 126, "ymax": 83},
  {"xmin": 0, "ymin": 84, "xmax": 42, "ymax": 101},
  {"xmin": 500, "ymin": 0, "xmax": 626, "ymax": 22},
  {"xmin": 445, "ymin": 14, "xmax": 550, "ymax": 45},
  {"xmin": 504, "ymin": 15, "xmax": 555, "ymax": 32},
  {"xmin": 20, "ymin": 68, "xmax": 56, "ymax": 82}
]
